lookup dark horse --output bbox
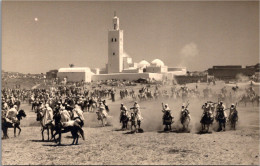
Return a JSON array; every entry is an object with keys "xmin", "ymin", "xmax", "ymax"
[
  {"xmin": 120, "ymin": 111, "xmax": 129, "ymax": 130},
  {"xmin": 229, "ymin": 111, "xmax": 238, "ymax": 130},
  {"xmin": 200, "ymin": 111, "xmax": 213, "ymax": 133},
  {"xmin": 163, "ymin": 111, "xmax": 173, "ymax": 131},
  {"xmin": 36, "ymin": 110, "xmax": 55, "ymax": 141},
  {"xmin": 215, "ymin": 110, "xmax": 226, "ymax": 132},
  {"xmin": 52, "ymin": 111, "xmax": 85, "ymax": 145},
  {"xmin": 2, "ymin": 110, "xmax": 27, "ymax": 139}
]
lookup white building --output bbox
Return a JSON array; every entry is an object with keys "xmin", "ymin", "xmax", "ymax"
[
  {"xmin": 146, "ymin": 59, "xmax": 168, "ymax": 73},
  {"xmin": 57, "ymin": 12, "xmax": 186, "ymax": 82},
  {"xmin": 57, "ymin": 67, "xmax": 94, "ymax": 82}
]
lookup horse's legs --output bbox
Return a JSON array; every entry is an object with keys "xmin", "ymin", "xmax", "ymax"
[
  {"xmin": 41, "ymin": 128, "xmax": 45, "ymax": 141},
  {"xmin": 47, "ymin": 128, "xmax": 50, "ymax": 141},
  {"xmin": 218, "ymin": 122, "xmax": 222, "ymax": 132},
  {"xmin": 17, "ymin": 126, "xmax": 21, "ymax": 136},
  {"xmin": 138, "ymin": 120, "xmax": 141, "ymax": 129},
  {"xmin": 58, "ymin": 131, "xmax": 61, "ymax": 145},
  {"xmin": 75, "ymin": 135, "xmax": 79, "ymax": 145},
  {"xmin": 14, "ymin": 127, "xmax": 16, "ymax": 137},
  {"xmin": 223, "ymin": 122, "xmax": 226, "ymax": 131}
]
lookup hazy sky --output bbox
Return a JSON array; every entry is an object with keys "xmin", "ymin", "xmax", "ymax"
[{"xmin": 2, "ymin": 1, "xmax": 259, "ymax": 74}]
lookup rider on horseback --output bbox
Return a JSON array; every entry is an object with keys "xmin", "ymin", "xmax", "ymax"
[
  {"xmin": 5, "ymin": 105, "xmax": 18, "ymax": 126},
  {"xmin": 72, "ymin": 104, "xmax": 85, "ymax": 126},
  {"xmin": 97, "ymin": 101, "xmax": 108, "ymax": 120},
  {"xmin": 201, "ymin": 102, "xmax": 213, "ymax": 120},
  {"xmin": 42, "ymin": 104, "xmax": 54, "ymax": 126},
  {"xmin": 162, "ymin": 104, "xmax": 173, "ymax": 124},
  {"xmin": 103, "ymin": 100, "xmax": 109, "ymax": 112},
  {"xmin": 228, "ymin": 103, "xmax": 238, "ymax": 122},
  {"xmin": 180, "ymin": 104, "xmax": 191, "ymax": 121},
  {"xmin": 130, "ymin": 102, "xmax": 143, "ymax": 122},
  {"xmin": 216, "ymin": 101, "xmax": 227, "ymax": 121},
  {"xmin": 120, "ymin": 103, "xmax": 130, "ymax": 123}
]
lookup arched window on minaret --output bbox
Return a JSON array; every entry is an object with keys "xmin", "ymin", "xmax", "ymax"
[
  {"xmin": 111, "ymin": 38, "xmax": 113, "ymax": 42},
  {"xmin": 113, "ymin": 52, "xmax": 115, "ymax": 55},
  {"xmin": 115, "ymin": 38, "xmax": 117, "ymax": 42}
]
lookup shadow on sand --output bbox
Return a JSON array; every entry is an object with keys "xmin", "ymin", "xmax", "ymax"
[
  {"xmin": 29, "ymin": 139, "xmax": 55, "ymax": 142},
  {"xmin": 42, "ymin": 143, "xmax": 80, "ymax": 147},
  {"xmin": 196, "ymin": 131, "xmax": 213, "ymax": 135}
]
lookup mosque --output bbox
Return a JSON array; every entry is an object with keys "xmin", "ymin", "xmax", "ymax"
[{"xmin": 57, "ymin": 12, "xmax": 186, "ymax": 82}]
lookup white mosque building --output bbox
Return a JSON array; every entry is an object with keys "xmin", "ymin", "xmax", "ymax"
[{"xmin": 57, "ymin": 12, "xmax": 186, "ymax": 82}]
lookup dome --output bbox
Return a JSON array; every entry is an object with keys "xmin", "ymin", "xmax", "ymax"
[
  {"xmin": 138, "ymin": 60, "xmax": 150, "ymax": 68},
  {"xmin": 151, "ymin": 59, "xmax": 164, "ymax": 67}
]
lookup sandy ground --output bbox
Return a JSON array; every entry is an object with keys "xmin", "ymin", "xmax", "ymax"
[{"xmin": 2, "ymin": 83, "xmax": 260, "ymax": 165}]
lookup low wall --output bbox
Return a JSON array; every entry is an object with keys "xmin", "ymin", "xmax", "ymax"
[
  {"xmin": 175, "ymin": 75, "xmax": 208, "ymax": 84},
  {"xmin": 92, "ymin": 73, "xmax": 163, "ymax": 81}
]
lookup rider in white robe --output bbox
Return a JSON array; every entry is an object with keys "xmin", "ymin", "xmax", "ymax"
[
  {"xmin": 131, "ymin": 102, "xmax": 143, "ymax": 121},
  {"xmin": 72, "ymin": 104, "xmax": 85, "ymax": 124},
  {"xmin": 42, "ymin": 104, "xmax": 54, "ymax": 127},
  {"xmin": 5, "ymin": 105, "xmax": 18, "ymax": 125},
  {"xmin": 180, "ymin": 104, "xmax": 191, "ymax": 121},
  {"xmin": 97, "ymin": 102, "xmax": 108, "ymax": 119}
]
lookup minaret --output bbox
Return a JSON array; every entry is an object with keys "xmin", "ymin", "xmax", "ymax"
[{"xmin": 107, "ymin": 11, "xmax": 123, "ymax": 73}]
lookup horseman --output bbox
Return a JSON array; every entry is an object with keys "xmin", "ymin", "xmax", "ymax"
[
  {"xmin": 102, "ymin": 100, "xmax": 109, "ymax": 112},
  {"xmin": 201, "ymin": 102, "xmax": 213, "ymax": 120},
  {"xmin": 5, "ymin": 105, "xmax": 18, "ymax": 126},
  {"xmin": 97, "ymin": 101, "xmax": 108, "ymax": 120},
  {"xmin": 228, "ymin": 103, "xmax": 238, "ymax": 121},
  {"xmin": 216, "ymin": 101, "xmax": 227, "ymax": 120},
  {"xmin": 72, "ymin": 104, "xmax": 85, "ymax": 126},
  {"xmin": 180, "ymin": 104, "xmax": 191, "ymax": 121},
  {"xmin": 130, "ymin": 101, "xmax": 143, "ymax": 124},
  {"xmin": 120, "ymin": 103, "xmax": 130, "ymax": 124},
  {"xmin": 162, "ymin": 104, "xmax": 173, "ymax": 124},
  {"xmin": 42, "ymin": 104, "xmax": 54, "ymax": 126},
  {"xmin": 60, "ymin": 105, "xmax": 71, "ymax": 123}
]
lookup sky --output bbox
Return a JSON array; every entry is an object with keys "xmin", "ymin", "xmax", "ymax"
[{"xmin": 2, "ymin": 1, "xmax": 259, "ymax": 74}]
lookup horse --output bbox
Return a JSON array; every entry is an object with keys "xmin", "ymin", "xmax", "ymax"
[
  {"xmin": 36, "ymin": 109, "xmax": 55, "ymax": 141},
  {"xmin": 2, "ymin": 110, "xmax": 26, "ymax": 139},
  {"xmin": 130, "ymin": 113, "xmax": 141, "ymax": 132},
  {"xmin": 200, "ymin": 111, "xmax": 214, "ymax": 133},
  {"xmin": 163, "ymin": 111, "xmax": 173, "ymax": 131},
  {"xmin": 229, "ymin": 111, "xmax": 238, "ymax": 130},
  {"xmin": 180, "ymin": 109, "xmax": 190, "ymax": 131},
  {"xmin": 96, "ymin": 110, "xmax": 107, "ymax": 127},
  {"xmin": 52, "ymin": 111, "xmax": 85, "ymax": 145},
  {"xmin": 120, "ymin": 111, "xmax": 129, "ymax": 130},
  {"xmin": 215, "ymin": 110, "xmax": 226, "ymax": 132}
]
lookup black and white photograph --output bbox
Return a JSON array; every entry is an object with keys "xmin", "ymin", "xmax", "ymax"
[{"xmin": 1, "ymin": 1, "xmax": 259, "ymax": 165}]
